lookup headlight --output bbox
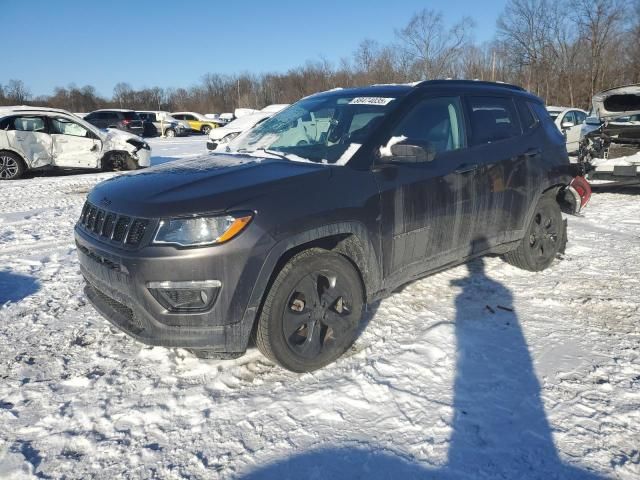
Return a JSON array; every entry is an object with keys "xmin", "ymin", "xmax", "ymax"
[
  {"xmin": 153, "ymin": 213, "xmax": 253, "ymax": 247},
  {"xmin": 221, "ymin": 132, "xmax": 240, "ymax": 143}
]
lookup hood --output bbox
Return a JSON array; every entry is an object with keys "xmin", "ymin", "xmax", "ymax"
[
  {"xmin": 592, "ymin": 84, "xmax": 640, "ymax": 120},
  {"xmin": 102, "ymin": 128, "xmax": 144, "ymax": 142},
  {"xmin": 88, "ymin": 153, "xmax": 330, "ymax": 218}
]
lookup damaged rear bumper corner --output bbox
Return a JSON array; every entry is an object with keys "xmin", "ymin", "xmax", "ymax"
[{"xmin": 559, "ymin": 177, "xmax": 592, "ymax": 214}]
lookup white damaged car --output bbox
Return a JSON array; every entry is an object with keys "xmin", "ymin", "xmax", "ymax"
[
  {"xmin": 578, "ymin": 84, "xmax": 640, "ymax": 182},
  {"xmin": 0, "ymin": 106, "xmax": 151, "ymax": 180}
]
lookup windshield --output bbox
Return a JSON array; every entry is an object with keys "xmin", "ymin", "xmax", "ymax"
[{"xmin": 228, "ymin": 93, "xmax": 399, "ymax": 165}]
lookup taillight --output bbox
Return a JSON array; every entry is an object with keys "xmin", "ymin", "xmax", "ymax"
[
  {"xmin": 122, "ymin": 119, "xmax": 131, "ymax": 125},
  {"xmin": 570, "ymin": 176, "xmax": 592, "ymax": 208}
]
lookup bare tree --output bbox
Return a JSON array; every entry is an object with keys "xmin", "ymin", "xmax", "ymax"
[
  {"xmin": 395, "ymin": 9, "xmax": 475, "ymax": 79},
  {"xmin": 5, "ymin": 79, "xmax": 31, "ymax": 104},
  {"xmin": 113, "ymin": 82, "xmax": 133, "ymax": 108},
  {"xmin": 571, "ymin": 0, "xmax": 625, "ymax": 98}
]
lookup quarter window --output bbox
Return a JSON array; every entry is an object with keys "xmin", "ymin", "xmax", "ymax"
[
  {"xmin": 385, "ymin": 96, "xmax": 466, "ymax": 156},
  {"xmin": 516, "ymin": 100, "xmax": 537, "ymax": 130},
  {"xmin": 467, "ymin": 96, "xmax": 521, "ymax": 145}
]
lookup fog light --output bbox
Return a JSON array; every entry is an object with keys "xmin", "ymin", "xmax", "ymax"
[{"xmin": 147, "ymin": 280, "xmax": 221, "ymax": 312}]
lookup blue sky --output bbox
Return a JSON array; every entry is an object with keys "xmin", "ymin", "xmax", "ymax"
[{"xmin": 4, "ymin": 0, "xmax": 506, "ymax": 97}]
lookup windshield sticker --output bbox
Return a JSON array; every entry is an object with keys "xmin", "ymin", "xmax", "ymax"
[{"xmin": 348, "ymin": 97, "xmax": 395, "ymax": 106}]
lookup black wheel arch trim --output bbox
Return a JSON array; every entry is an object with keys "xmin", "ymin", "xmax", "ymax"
[{"xmin": 239, "ymin": 222, "xmax": 382, "ymax": 347}]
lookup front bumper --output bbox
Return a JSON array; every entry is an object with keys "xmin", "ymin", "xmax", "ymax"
[
  {"xmin": 206, "ymin": 140, "xmax": 218, "ymax": 151},
  {"xmin": 133, "ymin": 147, "xmax": 151, "ymax": 167},
  {"xmin": 75, "ymin": 222, "xmax": 271, "ymax": 352}
]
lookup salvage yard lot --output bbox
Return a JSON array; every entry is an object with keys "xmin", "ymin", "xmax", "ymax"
[{"xmin": 0, "ymin": 136, "xmax": 639, "ymax": 479}]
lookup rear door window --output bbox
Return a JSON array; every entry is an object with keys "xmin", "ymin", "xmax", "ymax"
[
  {"xmin": 12, "ymin": 116, "xmax": 47, "ymax": 132},
  {"xmin": 467, "ymin": 96, "xmax": 521, "ymax": 146}
]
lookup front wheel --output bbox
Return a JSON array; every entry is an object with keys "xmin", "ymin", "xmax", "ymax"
[
  {"xmin": 255, "ymin": 249, "xmax": 364, "ymax": 372},
  {"xmin": 0, "ymin": 152, "xmax": 26, "ymax": 180},
  {"xmin": 103, "ymin": 152, "xmax": 138, "ymax": 171},
  {"xmin": 165, "ymin": 128, "xmax": 176, "ymax": 138},
  {"xmin": 201, "ymin": 125, "xmax": 212, "ymax": 135},
  {"xmin": 504, "ymin": 193, "xmax": 565, "ymax": 271}
]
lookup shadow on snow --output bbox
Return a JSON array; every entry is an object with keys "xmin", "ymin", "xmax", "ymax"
[
  {"xmin": 0, "ymin": 270, "xmax": 39, "ymax": 304},
  {"xmin": 240, "ymin": 254, "xmax": 606, "ymax": 479}
]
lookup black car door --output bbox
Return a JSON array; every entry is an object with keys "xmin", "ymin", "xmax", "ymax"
[
  {"xmin": 462, "ymin": 95, "xmax": 530, "ymax": 247},
  {"xmin": 374, "ymin": 95, "xmax": 481, "ymax": 284}
]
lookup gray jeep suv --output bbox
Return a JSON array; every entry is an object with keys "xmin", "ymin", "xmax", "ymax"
[{"xmin": 75, "ymin": 81, "xmax": 588, "ymax": 372}]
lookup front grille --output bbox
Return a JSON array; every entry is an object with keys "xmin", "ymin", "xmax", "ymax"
[
  {"xmin": 112, "ymin": 216, "xmax": 131, "ymax": 242},
  {"xmin": 78, "ymin": 201, "xmax": 150, "ymax": 247},
  {"xmin": 126, "ymin": 219, "xmax": 149, "ymax": 245}
]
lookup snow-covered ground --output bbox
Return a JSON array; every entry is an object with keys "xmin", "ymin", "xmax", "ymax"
[{"xmin": 1, "ymin": 136, "xmax": 639, "ymax": 479}]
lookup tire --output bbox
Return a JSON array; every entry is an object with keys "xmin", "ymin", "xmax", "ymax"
[
  {"xmin": 165, "ymin": 128, "xmax": 176, "ymax": 138},
  {"xmin": 0, "ymin": 151, "xmax": 26, "ymax": 180},
  {"xmin": 201, "ymin": 125, "xmax": 212, "ymax": 135},
  {"xmin": 504, "ymin": 192, "xmax": 565, "ymax": 271},
  {"xmin": 255, "ymin": 248, "xmax": 364, "ymax": 372}
]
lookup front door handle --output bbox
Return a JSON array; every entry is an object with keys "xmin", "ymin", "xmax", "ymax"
[
  {"xmin": 524, "ymin": 148, "xmax": 541, "ymax": 158},
  {"xmin": 454, "ymin": 163, "xmax": 478, "ymax": 174}
]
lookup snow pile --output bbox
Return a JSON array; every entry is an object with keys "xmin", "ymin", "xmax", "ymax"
[{"xmin": 0, "ymin": 137, "xmax": 638, "ymax": 479}]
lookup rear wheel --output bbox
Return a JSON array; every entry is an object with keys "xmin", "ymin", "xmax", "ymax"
[
  {"xmin": 165, "ymin": 128, "xmax": 176, "ymax": 138},
  {"xmin": 504, "ymin": 193, "xmax": 565, "ymax": 271},
  {"xmin": 255, "ymin": 249, "xmax": 364, "ymax": 372},
  {"xmin": 0, "ymin": 152, "xmax": 26, "ymax": 180}
]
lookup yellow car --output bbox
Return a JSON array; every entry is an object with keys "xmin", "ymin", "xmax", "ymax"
[{"xmin": 170, "ymin": 112, "xmax": 223, "ymax": 135}]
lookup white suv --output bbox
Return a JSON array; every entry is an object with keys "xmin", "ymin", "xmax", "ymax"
[{"xmin": 0, "ymin": 106, "xmax": 151, "ymax": 180}]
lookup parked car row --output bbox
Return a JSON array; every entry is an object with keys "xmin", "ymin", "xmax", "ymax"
[{"xmin": 79, "ymin": 109, "xmax": 233, "ymax": 138}]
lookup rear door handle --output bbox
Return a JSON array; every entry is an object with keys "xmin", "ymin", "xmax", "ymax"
[
  {"xmin": 524, "ymin": 148, "xmax": 541, "ymax": 158},
  {"xmin": 454, "ymin": 163, "xmax": 478, "ymax": 174}
]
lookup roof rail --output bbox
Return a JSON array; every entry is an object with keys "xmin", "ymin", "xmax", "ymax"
[{"xmin": 414, "ymin": 79, "xmax": 525, "ymax": 91}]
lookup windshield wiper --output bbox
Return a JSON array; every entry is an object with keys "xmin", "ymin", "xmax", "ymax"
[{"xmin": 250, "ymin": 148, "xmax": 291, "ymax": 161}]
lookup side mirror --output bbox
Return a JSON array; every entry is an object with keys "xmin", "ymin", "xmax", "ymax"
[
  {"xmin": 561, "ymin": 121, "xmax": 575, "ymax": 129},
  {"xmin": 585, "ymin": 116, "xmax": 601, "ymax": 126},
  {"xmin": 388, "ymin": 143, "xmax": 436, "ymax": 163}
]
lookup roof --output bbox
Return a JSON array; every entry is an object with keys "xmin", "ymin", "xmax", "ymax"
[
  {"xmin": 91, "ymin": 108, "xmax": 136, "ymax": 112},
  {"xmin": 0, "ymin": 105, "xmax": 75, "ymax": 116},
  {"xmin": 313, "ymin": 79, "xmax": 531, "ymax": 100}
]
